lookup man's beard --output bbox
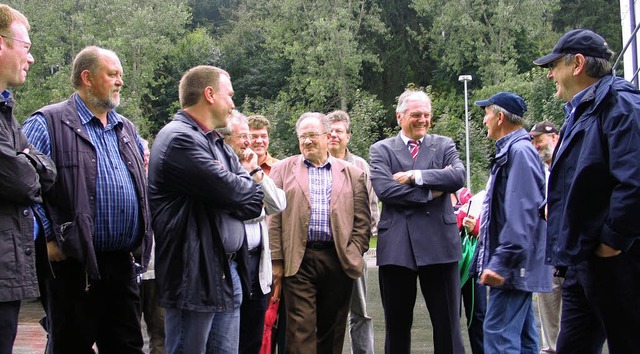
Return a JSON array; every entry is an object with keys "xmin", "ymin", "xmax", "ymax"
[
  {"xmin": 538, "ymin": 145, "xmax": 553, "ymax": 163},
  {"xmin": 88, "ymin": 89, "xmax": 119, "ymax": 111}
]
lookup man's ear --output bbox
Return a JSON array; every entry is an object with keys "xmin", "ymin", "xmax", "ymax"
[
  {"xmin": 204, "ymin": 86, "xmax": 216, "ymax": 104},
  {"xmin": 573, "ymin": 54, "xmax": 587, "ymax": 76},
  {"xmin": 80, "ymin": 70, "xmax": 93, "ymax": 87}
]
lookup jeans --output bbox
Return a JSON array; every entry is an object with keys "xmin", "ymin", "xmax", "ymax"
[
  {"xmin": 349, "ymin": 264, "xmax": 374, "ymax": 354},
  {"xmin": 484, "ymin": 288, "xmax": 538, "ymax": 354},
  {"xmin": 164, "ymin": 261, "xmax": 242, "ymax": 354}
]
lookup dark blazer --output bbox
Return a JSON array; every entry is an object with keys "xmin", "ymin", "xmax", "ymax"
[{"xmin": 369, "ymin": 133, "xmax": 465, "ymax": 270}]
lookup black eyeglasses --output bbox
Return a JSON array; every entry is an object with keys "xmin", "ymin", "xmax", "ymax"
[{"xmin": 1, "ymin": 35, "xmax": 32, "ymax": 52}]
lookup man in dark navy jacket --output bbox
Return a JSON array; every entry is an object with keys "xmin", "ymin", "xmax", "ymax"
[
  {"xmin": 534, "ymin": 29, "xmax": 640, "ymax": 354},
  {"xmin": 369, "ymin": 90, "xmax": 466, "ymax": 354}
]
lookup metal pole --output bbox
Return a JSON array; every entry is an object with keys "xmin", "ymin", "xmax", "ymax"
[{"xmin": 458, "ymin": 75, "xmax": 472, "ymax": 190}]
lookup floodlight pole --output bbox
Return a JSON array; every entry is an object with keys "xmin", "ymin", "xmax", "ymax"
[{"xmin": 458, "ymin": 75, "xmax": 473, "ymax": 190}]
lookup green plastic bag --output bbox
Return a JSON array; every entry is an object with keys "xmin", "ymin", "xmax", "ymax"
[{"xmin": 458, "ymin": 229, "xmax": 477, "ymax": 287}]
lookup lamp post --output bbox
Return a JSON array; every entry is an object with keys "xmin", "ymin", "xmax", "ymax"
[{"xmin": 458, "ymin": 75, "xmax": 472, "ymax": 190}]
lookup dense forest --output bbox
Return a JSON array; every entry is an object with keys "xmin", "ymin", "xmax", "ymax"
[{"xmin": 7, "ymin": 0, "xmax": 623, "ymax": 191}]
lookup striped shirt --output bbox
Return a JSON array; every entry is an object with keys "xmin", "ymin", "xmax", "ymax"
[
  {"xmin": 304, "ymin": 157, "xmax": 333, "ymax": 242},
  {"xmin": 22, "ymin": 93, "xmax": 143, "ymax": 252}
]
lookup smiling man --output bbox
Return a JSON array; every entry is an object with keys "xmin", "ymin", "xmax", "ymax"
[
  {"xmin": 534, "ymin": 29, "xmax": 640, "ymax": 354},
  {"xmin": 472, "ymin": 92, "xmax": 550, "ymax": 354},
  {"xmin": 269, "ymin": 112, "xmax": 371, "ymax": 354},
  {"xmin": 369, "ymin": 90, "xmax": 466, "ymax": 354},
  {"xmin": 23, "ymin": 46, "xmax": 152, "ymax": 353}
]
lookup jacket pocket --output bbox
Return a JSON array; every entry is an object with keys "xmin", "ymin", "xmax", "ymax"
[
  {"xmin": 442, "ymin": 213, "xmax": 457, "ymax": 225},
  {"xmin": 0, "ymin": 229, "xmax": 17, "ymax": 280}
]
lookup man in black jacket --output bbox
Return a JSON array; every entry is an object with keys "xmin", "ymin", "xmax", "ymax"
[
  {"xmin": 0, "ymin": 5, "xmax": 56, "ymax": 354},
  {"xmin": 148, "ymin": 66, "xmax": 264, "ymax": 354}
]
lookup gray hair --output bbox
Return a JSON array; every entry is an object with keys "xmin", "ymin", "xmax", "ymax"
[
  {"xmin": 563, "ymin": 53, "xmax": 613, "ymax": 78},
  {"xmin": 489, "ymin": 104, "xmax": 525, "ymax": 126},
  {"xmin": 295, "ymin": 112, "xmax": 330, "ymax": 133},
  {"xmin": 217, "ymin": 110, "xmax": 247, "ymax": 137},
  {"xmin": 396, "ymin": 90, "xmax": 431, "ymax": 114}
]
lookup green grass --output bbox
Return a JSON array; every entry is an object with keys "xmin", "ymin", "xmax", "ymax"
[{"xmin": 369, "ymin": 235, "xmax": 378, "ymax": 248}]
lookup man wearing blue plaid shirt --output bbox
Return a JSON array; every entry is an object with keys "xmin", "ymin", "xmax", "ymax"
[{"xmin": 22, "ymin": 46, "xmax": 151, "ymax": 354}]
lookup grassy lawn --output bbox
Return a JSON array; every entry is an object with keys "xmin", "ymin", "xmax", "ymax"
[{"xmin": 369, "ymin": 235, "xmax": 378, "ymax": 248}]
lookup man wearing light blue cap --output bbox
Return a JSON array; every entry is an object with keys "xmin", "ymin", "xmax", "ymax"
[{"xmin": 471, "ymin": 92, "xmax": 551, "ymax": 354}]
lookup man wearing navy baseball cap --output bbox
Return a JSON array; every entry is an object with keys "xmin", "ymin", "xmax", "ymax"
[
  {"xmin": 535, "ymin": 29, "xmax": 640, "ymax": 354},
  {"xmin": 471, "ymin": 92, "xmax": 551, "ymax": 353}
]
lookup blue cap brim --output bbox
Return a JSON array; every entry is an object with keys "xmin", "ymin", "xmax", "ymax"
[
  {"xmin": 474, "ymin": 99, "xmax": 492, "ymax": 107},
  {"xmin": 533, "ymin": 52, "xmax": 565, "ymax": 67}
]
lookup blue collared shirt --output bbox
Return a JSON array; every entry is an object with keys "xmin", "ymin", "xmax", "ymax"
[
  {"xmin": 304, "ymin": 156, "xmax": 333, "ymax": 242},
  {"xmin": 22, "ymin": 93, "xmax": 143, "ymax": 251}
]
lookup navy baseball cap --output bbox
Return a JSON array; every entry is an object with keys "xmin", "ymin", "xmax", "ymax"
[
  {"xmin": 533, "ymin": 29, "xmax": 612, "ymax": 67},
  {"xmin": 475, "ymin": 92, "xmax": 527, "ymax": 118}
]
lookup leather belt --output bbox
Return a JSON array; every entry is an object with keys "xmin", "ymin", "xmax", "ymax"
[{"xmin": 306, "ymin": 241, "xmax": 334, "ymax": 250}]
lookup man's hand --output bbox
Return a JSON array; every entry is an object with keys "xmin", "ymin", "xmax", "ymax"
[
  {"xmin": 480, "ymin": 269, "xmax": 505, "ymax": 287},
  {"xmin": 240, "ymin": 147, "xmax": 258, "ymax": 171},
  {"xmin": 271, "ymin": 260, "xmax": 284, "ymax": 300},
  {"xmin": 393, "ymin": 171, "xmax": 414, "ymax": 185},
  {"xmin": 462, "ymin": 215, "xmax": 477, "ymax": 233},
  {"xmin": 595, "ymin": 243, "xmax": 622, "ymax": 258},
  {"xmin": 47, "ymin": 240, "xmax": 66, "ymax": 262}
]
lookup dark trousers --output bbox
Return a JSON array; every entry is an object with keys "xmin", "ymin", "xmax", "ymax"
[
  {"xmin": 239, "ymin": 250, "xmax": 269, "ymax": 354},
  {"xmin": 38, "ymin": 251, "xmax": 144, "ymax": 354},
  {"xmin": 557, "ymin": 249, "xmax": 640, "ymax": 354},
  {"xmin": 140, "ymin": 279, "xmax": 165, "ymax": 354},
  {"xmin": 0, "ymin": 300, "xmax": 20, "ymax": 354},
  {"xmin": 461, "ymin": 276, "xmax": 486, "ymax": 354},
  {"xmin": 283, "ymin": 246, "xmax": 353, "ymax": 354},
  {"xmin": 379, "ymin": 263, "xmax": 465, "ymax": 354}
]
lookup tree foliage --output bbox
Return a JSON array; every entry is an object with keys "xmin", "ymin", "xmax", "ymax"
[{"xmin": 6, "ymin": 0, "xmax": 625, "ymax": 183}]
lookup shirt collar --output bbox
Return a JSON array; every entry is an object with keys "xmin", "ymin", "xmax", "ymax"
[
  {"xmin": 303, "ymin": 154, "xmax": 333, "ymax": 169},
  {"xmin": 1, "ymin": 90, "xmax": 11, "ymax": 103},
  {"xmin": 564, "ymin": 81, "xmax": 598, "ymax": 117},
  {"xmin": 400, "ymin": 132, "xmax": 424, "ymax": 146},
  {"xmin": 74, "ymin": 93, "xmax": 122, "ymax": 128},
  {"xmin": 495, "ymin": 129, "xmax": 522, "ymax": 153}
]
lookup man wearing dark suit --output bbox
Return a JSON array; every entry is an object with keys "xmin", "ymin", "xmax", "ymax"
[
  {"xmin": 269, "ymin": 112, "xmax": 371, "ymax": 354},
  {"xmin": 369, "ymin": 90, "xmax": 466, "ymax": 354}
]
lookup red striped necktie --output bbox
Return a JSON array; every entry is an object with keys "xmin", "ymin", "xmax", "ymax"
[{"xmin": 408, "ymin": 140, "xmax": 420, "ymax": 160}]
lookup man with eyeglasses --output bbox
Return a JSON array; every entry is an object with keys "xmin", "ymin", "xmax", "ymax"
[
  {"xmin": 269, "ymin": 112, "xmax": 371, "ymax": 353},
  {"xmin": 534, "ymin": 29, "xmax": 640, "ymax": 353},
  {"xmin": 369, "ymin": 90, "xmax": 466, "ymax": 353},
  {"xmin": 0, "ymin": 5, "xmax": 56, "ymax": 354},
  {"xmin": 326, "ymin": 110, "xmax": 378, "ymax": 354},
  {"xmin": 220, "ymin": 111, "xmax": 286, "ymax": 354},
  {"xmin": 248, "ymin": 115, "xmax": 279, "ymax": 176}
]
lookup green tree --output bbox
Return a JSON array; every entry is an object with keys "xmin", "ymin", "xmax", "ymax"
[
  {"xmin": 411, "ymin": 0, "xmax": 558, "ymax": 87},
  {"xmin": 8, "ymin": 0, "xmax": 191, "ymax": 139}
]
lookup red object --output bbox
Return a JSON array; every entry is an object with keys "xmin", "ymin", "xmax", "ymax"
[{"xmin": 260, "ymin": 298, "xmax": 280, "ymax": 354}]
